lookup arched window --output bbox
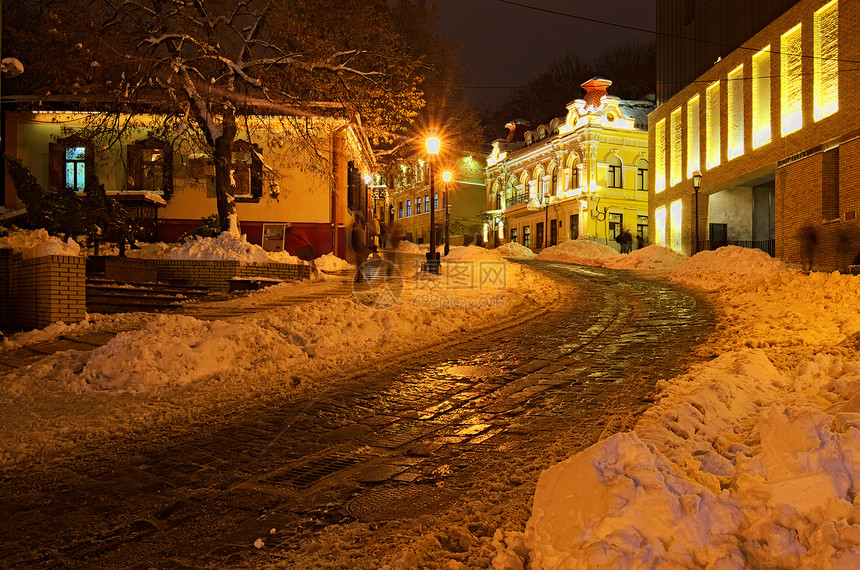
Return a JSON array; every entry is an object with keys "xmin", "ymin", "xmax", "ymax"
[
  {"xmin": 607, "ymin": 156, "xmax": 623, "ymax": 188},
  {"xmin": 551, "ymin": 166, "xmax": 559, "ymax": 196},
  {"xmin": 636, "ymin": 160, "xmax": 648, "ymax": 191},
  {"xmin": 567, "ymin": 157, "xmax": 580, "ymax": 190}
]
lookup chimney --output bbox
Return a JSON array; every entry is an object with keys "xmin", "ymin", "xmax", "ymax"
[
  {"xmin": 581, "ymin": 78, "xmax": 612, "ymax": 108},
  {"xmin": 504, "ymin": 119, "xmax": 530, "ymax": 143}
]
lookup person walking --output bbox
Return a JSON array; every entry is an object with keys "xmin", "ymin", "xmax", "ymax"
[{"xmin": 350, "ymin": 215, "xmax": 370, "ymax": 282}]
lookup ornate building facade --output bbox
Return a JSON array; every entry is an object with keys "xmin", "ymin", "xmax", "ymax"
[{"xmin": 484, "ymin": 79, "xmax": 654, "ymax": 251}]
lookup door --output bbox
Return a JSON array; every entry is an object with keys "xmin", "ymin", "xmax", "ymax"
[
  {"xmin": 536, "ymin": 222, "xmax": 545, "ymax": 248},
  {"xmin": 549, "ymin": 219, "xmax": 557, "ymax": 246},
  {"xmin": 709, "ymin": 223, "xmax": 727, "ymax": 249}
]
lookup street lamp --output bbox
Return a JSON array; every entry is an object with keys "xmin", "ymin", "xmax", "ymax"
[
  {"xmin": 442, "ymin": 170, "xmax": 451, "ymax": 255},
  {"xmin": 692, "ymin": 170, "xmax": 702, "ymax": 254},
  {"xmin": 426, "ymin": 137, "xmax": 440, "ymax": 273}
]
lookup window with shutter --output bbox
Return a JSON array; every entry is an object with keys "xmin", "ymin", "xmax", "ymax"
[{"xmin": 49, "ymin": 135, "xmax": 93, "ymax": 192}]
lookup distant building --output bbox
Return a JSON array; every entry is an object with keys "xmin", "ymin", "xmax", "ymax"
[
  {"xmin": 650, "ymin": 0, "xmax": 858, "ymax": 271},
  {"xmin": 484, "ymin": 79, "xmax": 654, "ymax": 251},
  {"xmin": 385, "ymin": 153, "xmax": 486, "ymax": 248}
]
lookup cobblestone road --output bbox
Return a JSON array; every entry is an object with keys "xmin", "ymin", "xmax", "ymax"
[{"xmin": 0, "ymin": 262, "xmax": 714, "ymax": 568}]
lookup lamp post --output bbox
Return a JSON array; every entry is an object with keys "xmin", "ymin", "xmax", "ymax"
[
  {"xmin": 442, "ymin": 170, "xmax": 451, "ymax": 255},
  {"xmin": 426, "ymin": 137, "xmax": 440, "ymax": 273},
  {"xmin": 692, "ymin": 170, "xmax": 702, "ymax": 255},
  {"xmin": 543, "ymin": 192, "xmax": 550, "ymax": 248}
]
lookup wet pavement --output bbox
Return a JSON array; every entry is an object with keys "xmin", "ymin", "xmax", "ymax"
[{"xmin": 0, "ymin": 262, "xmax": 715, "ymax": 568}]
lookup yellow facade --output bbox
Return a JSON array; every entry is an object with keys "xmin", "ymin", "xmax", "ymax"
[{"xmin": 484, "ymin": 79, "xmax": 654, "ymax": 251}]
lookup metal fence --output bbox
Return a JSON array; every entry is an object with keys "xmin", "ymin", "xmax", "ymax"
[{"xmin": 697, "ymin": 239, "xmax": 775, "ymax": 257}]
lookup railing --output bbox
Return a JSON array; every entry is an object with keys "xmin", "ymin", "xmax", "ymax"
[
  {"xmin": 506, "ymin": 192, "xmax": 530, "ymax": 207},
  {"xmin": 697, "ymin": 239, "xmax": 775, "ymax": 257}
]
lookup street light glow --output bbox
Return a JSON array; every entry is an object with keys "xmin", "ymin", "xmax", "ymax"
[
  {"xmin": 442, "ymin": 171, "xmax": 451, "ymax": 182},
  {"xmin": 426, "ymin": 137, "xmax": 440, "ymax": 155}
]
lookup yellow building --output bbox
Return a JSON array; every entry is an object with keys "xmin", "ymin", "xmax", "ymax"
[
  {"xmin": 2, "ymin": 110, "xmax": 376, "ymax": 261},
  {"xmin": 484, "ymin": 79, "xmax": 654, "ymax": 251}
]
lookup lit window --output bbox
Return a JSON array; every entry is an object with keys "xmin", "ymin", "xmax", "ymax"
[
  {"xmin": 424, "ymin": 195, "xmax": 429, "ymax": 213},
  {"xmin": 636, "ymin": 160, "xmax": 648, "ymax": 191},
  {"xmin": 752, "ymin": 47, "xmax": 772, "ymax": 148},
  {"xmin": 670, "ymin": 200, "xmax": 683, "ymax": 252},
  {"xmin": 416, "ymin": 196, "xmax": 422, "ymax": 214},
  {"xmin": 728, "ymin": 65, "xmax": 744, "ymax": 160},
  {"xmin": 231, "ymin": 140, "xmax": 262, "ymax": 199},
  {"xmin": 687, "ymin": 96, "xmax": 700, "ymax": 177},
  {"xmin": 511, "ymin": 227, "xmax": 518, "ymax": 243},
  {"xmin": 434, "ymin": 193, "xmax": 438, "ymax": 210},
  {"xmin": 706, "ymin": 81, "xmax": 721, "ymax": 168},
  {"xmin": 406, "ymin": 199, "xmax": 411, "ymax": 216},
  {"xmin": 607, "ymin": 156, "xmax": 623, "ymax": 188},
  {"xmin": 671, "ymin": 107, "xmax": 683, "ymax": 186},
  {"xmin": 781, "ymin": 24, "xmax": 803, "ymax": 136},
  {"xmin": 523, "ymin": 225, "xmax": 531, "ymax": 247},
  {"xmin": 814, "ymin": 0, "xmax": 838, "ymax": 121},
  {"xmin": 655, "ymin": 119, "xmax": 666, "ymax": 193},
  {"xmin": 655, "ymin": 206, "xmax": 666, "ymax": 247},
  {"xmin": 398, "ymin": 202, "xmax": 403, "ymax": 218},
  {"xmin": 65, "ymin": 147, "xmax": 87, "ymax": 191},
  {"xmin": 637, "ymin": 215, "xmax": 648, "ymax": 244}
]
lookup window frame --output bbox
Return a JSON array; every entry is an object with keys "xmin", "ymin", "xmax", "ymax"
[{"xmin": 49, "ymin": 135, "xmax": 94, "ymax": 193}]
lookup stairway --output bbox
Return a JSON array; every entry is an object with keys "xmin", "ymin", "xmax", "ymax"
[{"xmin": 86, "ymin": 279, "xmax": 209, "ymax": 314}]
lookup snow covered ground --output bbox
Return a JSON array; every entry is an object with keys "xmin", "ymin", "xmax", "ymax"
[{"xmin": 4, "ymin": 232, "xmax": 860, "ymax": 567}]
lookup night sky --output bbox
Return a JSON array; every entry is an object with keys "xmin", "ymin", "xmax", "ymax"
[{"xmin": 433, "ymin": 0, "xmax": 656, "ymax": 107}]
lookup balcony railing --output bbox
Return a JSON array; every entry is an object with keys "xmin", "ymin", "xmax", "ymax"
[
  {"xmin": 506, "ymin": 192, "xmax": 530, "ymax": 207},
  {"xmin": 698, "ymin": 239, "xmax": 775, "ymax": 257}
]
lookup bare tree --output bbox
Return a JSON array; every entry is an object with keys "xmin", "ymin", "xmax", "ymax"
[{"xmin": 4, "ymin": 0, "xmax": 424, "ymax": 232}]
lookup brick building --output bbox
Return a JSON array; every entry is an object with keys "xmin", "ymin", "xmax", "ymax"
[{"xmin": 650, "ymin": 0, "xmax": 858, "ymax": 271}]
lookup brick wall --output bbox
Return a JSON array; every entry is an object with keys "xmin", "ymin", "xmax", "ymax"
[
  {"xmin": 153, "ymin": 259, "xmax": 310, "ymax": 292},
  {"xmin": 0, "ymin": 250, "xmax": 86, "ymax": 330}
]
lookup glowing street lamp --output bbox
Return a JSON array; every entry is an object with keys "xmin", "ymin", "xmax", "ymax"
[
  {"xmin": 692, "ymin": 170, "xmax": 702, "ymax": 254},
  {"xmin": 426, "ymin": 137, "xmax": 441, "ymax": 273}
]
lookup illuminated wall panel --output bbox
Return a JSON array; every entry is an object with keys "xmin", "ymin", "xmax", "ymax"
[
  {"xmin": 728, "ymin": 65, "xmax": 744, "ymax": 160},
  {"xmin": 670, "ymin": 200, "xmax": 683, "ymax": 252},
  {"xmin": 655, "ymin": 119, "xmax": 666, "ymax": 193},
  {"xmin": 814, "ymin": 0, "xmax": 838, "ymax": 121},
  {"xmin": 670, "ymin": 108, "xmax": 682, "ymax": 187},
  {"xmin": 752, "ymin": 47, "xmax": 772, "ymax": 148},
  {"xmin": 687, "ymin": 95, "xmax": 700, "ymax": 177},
  {"xmin": 706, "ymin": 81, "xmax": 720, "ymax": 169},
  {"xmin": 781, "ymin": 24, "xmax": 803, "ymax": 136},
  {"xmin": 655, "ymin": 206, "xmax": 666, "ymax": 247}
]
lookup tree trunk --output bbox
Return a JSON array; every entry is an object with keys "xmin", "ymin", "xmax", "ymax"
[{"xmin": 213, "ymin": 112, "xmax": 238, "ymax": 234}]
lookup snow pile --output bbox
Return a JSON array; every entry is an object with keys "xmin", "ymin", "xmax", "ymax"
[
  {"xmin": 444, "ymin": 245, "xmax": 504, "ymax": 262},
  {"xmin": 670, "ymin": 245, "xmax": 795, "ymax": 290},
  {"xmin": 0, "ymin": 228, "xmax": 81, "ymax": 258},
  {"xmin": 396, "ymin": 240, "xmax": 422, "ymax": 254},
  {"xmin": 266, "ymin": 250, "xmax": 306, "ymax": 265},
  {"xmin": 512, "ymin": 349, "xmax": 860, "ymax": 568},
  {"xmin": 315, "ymin": 252, "xmax": 353, "ymax": 272},
  {"xmin": 165, "ymin": 232, "xmax": 272, "ymax": 264},
  {"xmin": 537, "ymin": 238, "xmax": 620, "ymax": 266},
  {"xmin": 603, "ymin": 245, "xmax": 687, "ymax": 271},
  {"xmin": 496, "ymin": 241, "xmax": 537, "ymax": 259}
]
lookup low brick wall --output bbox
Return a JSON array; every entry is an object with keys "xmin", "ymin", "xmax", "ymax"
[
  {"xmin": 0, "ymin": 249, "xmax": 86, "ymax": 331},
  {"xmin": 152, "ymin": 259, "xmax": 310, "ymax": 292}
]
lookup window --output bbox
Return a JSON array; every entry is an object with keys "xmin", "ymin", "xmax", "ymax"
[
  {"xmin": 655, "ymin": 206, "xmax": 666, "ymax": 247},
  {"xmin": 781, "ymin": 24, "xmax": 803, "ymax": 135},
  {"xmin": 706, "ymin": 81, "xmax": 721, "ymax": 169},
  {"xmin": 752, "ymin": 47, "xmax": 772, "ymax": 148},
  {"xmin": 568, "ymin": 159, "xmax": 580, "ymax": 190},
  {"xmin": 398, "ymin": 201, "xmax": 404, "ymax": 218},
  {"xmin": 49, "ymin": 136, "xmax": 93, "ymax": 192},
  {"xmin": 406, "ymin": 199, "xmax": 412, "ymax": 216},
  {"xmin": 670, "ymin": 199, "xmax": 683, "ymax": 252},
  {"xmin": 232, "ymin": 140, "xmax": 262, "ymax": 199},
  {"xmin": 510, "ymin": 227, "xmax": 518, "ymax": 243},
  {"xmin": 523, "ymin": 225, "xmax": 531, "ymax": 247},
  {"xmin": 607, "ymin": 156, "xmax": 623, "ymax": 188},
  {"xmin": 728, "ymin": 65, "xmax": 744, "ymax": 160},
  {"xmin": 636, "ymin": 160, "xmax": 648, "ymax": 190},
  {"xmin": 670, "ymin": 107, "xmax": 682, "ymax": 186},
  {"xmin": 814, "ymin": 0, "xmax": 838, "ymax": 121},
  {"xmin": 551, "ymin": 167, "xmax": 559, "ymax": 197},
  {"xmin": 687, "ymin": 96, "xmax": 700, "ymax": 177},
  {"xmin": 655, "ymin": 119, "xmax": 666, "ymax": 193},
  {"xmin": 433, "ymin": 193, "xmax": 438, "ymax": 211},
  {"xmin": 416, "ymin": 197, "xmax": 422, "ymax": 215},
  {"xmin": 128, "ymin": 137, "xmax": 173, "ymax": 198},
  {"xmin": 637, "ymin": 215, "xmax": 648, "ymax": 244},
  {"xmin": 424, "ymin": 195, "xmax": 429, "ymax": 213},
  {"xmin": 608, "ymin": 212, "xmax": 623, "ymax": 240}
]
